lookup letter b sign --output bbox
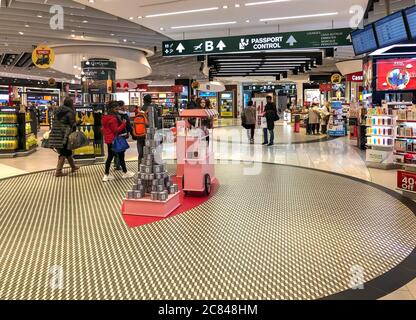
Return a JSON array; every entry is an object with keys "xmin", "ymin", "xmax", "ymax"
[{"xmin": 205, "ymin": 41, "xmax": 214, "ymax": 52}]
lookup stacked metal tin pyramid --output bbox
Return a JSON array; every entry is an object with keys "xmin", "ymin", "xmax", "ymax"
[{"xmin": 126, "ymin": 105, "xmax": 179, "ymax": 201}]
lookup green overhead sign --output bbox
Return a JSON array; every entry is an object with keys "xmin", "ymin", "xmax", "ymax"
[{"xmin": 163, "ymin": 28, "xmax": 352, "ymax": 57}]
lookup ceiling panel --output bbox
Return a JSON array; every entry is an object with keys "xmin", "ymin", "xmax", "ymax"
[{"xmin": 75, "ymin": 0, "xmax": 369, "ymax": 40}]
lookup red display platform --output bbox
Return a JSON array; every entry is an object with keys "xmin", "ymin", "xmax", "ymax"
[
  {"xmin": 121, "ymin": 192, "xmax": 181, "ymax": 218},
  {"xmin": 122, "ymin": 177, "xmax": 218, "ymax": 228}
]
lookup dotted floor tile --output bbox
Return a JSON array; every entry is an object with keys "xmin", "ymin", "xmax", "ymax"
[{"xmin": 0, "ymin": 162, "xmax": 415, "ymax": 300}]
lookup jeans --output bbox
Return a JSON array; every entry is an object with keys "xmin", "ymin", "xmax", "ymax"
[
  {"xmin": 263, "ymin": 128, "xmax": 274, "ymax": 144},
  {"xmin": 105, "ymin": 144, "xmax": 127, "ymax": 175},
  {"xmin": 137, "ymin": 137, "xmax": 145, "ymax": 165},
  {"xmin": 246, "ymin": 124, "xmax": 255, "ymax": 140}
]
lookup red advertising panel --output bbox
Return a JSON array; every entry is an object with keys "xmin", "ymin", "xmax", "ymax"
[
  {"xmin": 345, "ymin": 72, "xmax": 363, "ymax": 82},
  {"xmin": 376, "ymin": 58, "xmax": 416, "ymax": 91},
  {"xmin": 319, "ymin": 84, "xmax": 332, "ymax": 92},
  {"xmin": 397, "ymin": 170, "xmax": 416, "ymax": 192},
  {"xmin": 171, "ymin": 85, "xmax": 183, "ymax": 93}
]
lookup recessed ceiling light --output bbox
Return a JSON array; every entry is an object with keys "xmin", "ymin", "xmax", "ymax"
[
  {"xmin": 25, "ymin": 24, "xmax": 30, "ymax": 28},
  {"xmin": 177, "ymin": 74, "xmax": 181, "ymax": 77},
  {"xmin": 18, "ymin": 32, "xmax": 24, "ymax": 35},
  {"xmin": 71, "ymin": 34, "xmax": 76, "ymax": 38},
  {"xmin": 110, "ymin": 33, "xmax": 115, "ymax": 36},
  {"xmin": 80, "ymin": 34, "xmax": 85, "ymax": 38},
  {"xmin": 145, "ymin": 7, "xmax": 218, "ymax": 18},
  {"xmin": 260, "ymin": 12, "xmax": 338, "ymax": 22},
  {"xmin": 37, "ymin": 14, "xmax": 43, "ymax": 18},
  {"xmin": 235, "ymin": 4, "xmax": 241, "ymax": 7},
  {"xmin": 132, "ymin": 41, "xmax": 136, "ymax": 44},
  {"xmin": 129, "ymin": 17, "xmax": 134, "ymax": 20},
  {"xmin": 245, "ymin": 19, "xmax": 250, "ymax": 23},
  {"xmin": 160, "ymin": 27, "xmax": 164, "ymax": 31},
  {"xmin": 123, "ymin": 39, "xmax": 127, "ymax": 42},
  {"xmin": 223, "ymin": 5, "xmax": 228, "ymax": 9},
  {"xmin": 82, "ymin": 20, "xmax": 88, "ymax": 23},
  {"xmin": 88, "ymin": 0, "xmax": 95, "ymax": 3},
  {"xmin": 138, "ymin": 16, "xmax": 143, "ymax": 19},
  {"xmin": 171, "ymin": 21, "xmax": 237, "ymax": 29},
  {"xmin": 245, "ymin": 0, "xmax": 290, "ymax": 6}
]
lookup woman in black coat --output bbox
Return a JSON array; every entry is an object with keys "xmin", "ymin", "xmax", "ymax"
[{"xmin": 48, "ymin": 97, "xmax": 80, "ymax": 177}]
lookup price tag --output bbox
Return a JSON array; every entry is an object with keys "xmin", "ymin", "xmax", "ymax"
[{"xmin": 397, "ymin": 170, "xmax": 416, "ymax": 192}]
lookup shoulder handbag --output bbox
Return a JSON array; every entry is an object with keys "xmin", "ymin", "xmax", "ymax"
[
  {"xmin": 112, "ymin": 136, "xmax": 130, "ymax": 153},
  {"xmin": 67, "ymin": 131, "xmax": 89, "ymax": 150}
]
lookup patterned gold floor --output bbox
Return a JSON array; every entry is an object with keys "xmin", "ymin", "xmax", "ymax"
[{"xmin": 0, "ymin": 162, "xmax": 415, "ymax": 300}]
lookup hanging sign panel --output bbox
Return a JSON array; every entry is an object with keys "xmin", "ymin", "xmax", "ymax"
[{"xmin": 162, "ymin": 28, "xmax": 352, "ymax": 56}]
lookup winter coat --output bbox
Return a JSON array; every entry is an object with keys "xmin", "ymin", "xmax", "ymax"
[
  {"xmin": 187, "ymin": 100, "xmax": 198, "ymax": 109},
  {"xmin": 242, "ymin": 106, "xmax": 256, "ymax": 125},
  {"xmin": 319, "ymin": 106, "xmax": 331, "ymax": 125},
  {"xmin": 102, "ymin": 113, "xmax": 127, "ymax": 144},
  {"xmin": 264, "ymin": 102, "xmax": 278, "ymax": 130},
  {"xmin": 308, "ymin": 106, "xmax": 320, "ymax": 124},
  {"xmin": 48, "ymin": 105, "xmax": 76, "ymax": 149},
  {"xmin": 118, "ymin": 111, "xmax": 132, "ymax": 138}
]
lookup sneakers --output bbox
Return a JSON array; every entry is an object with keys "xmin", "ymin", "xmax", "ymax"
[
  {"xmin": 102, "ymin": 174, "xmax": 115, "ymax": 182},
  {"xmin": 121, "ymin": 171, "xmax": 135, "ymax": 179}
]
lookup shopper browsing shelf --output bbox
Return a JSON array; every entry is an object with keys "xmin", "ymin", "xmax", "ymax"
[
  {"xmin": 308, "ymin": 103, "xmax": 321, "ymax": 135},
  {"xmin": 262, "ymin": 96, "xmax": 278, "ymax": 146},
  {"xmin": 102, "ymin": 101, "xmax": 134, "ymax": 182},
  {"xmin": 48, "ymin": 97, "xmax": 80, "ymax": 177},
  {"xmin": 242, "ymin": 100, "xmax": 256, "ymax": 144},
  {"xmin": 319, "ymin": 102, "xmax": 331, "ymax": 135}
]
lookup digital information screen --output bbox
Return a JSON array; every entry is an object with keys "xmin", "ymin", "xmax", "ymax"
[
  {"xmin": 405, "ymin": 6, "xmax": 416, "ymax": 39},
  {"xmin": 351, "ymin": 25, "xmax": 378, "ymax": 55},
  {"xmin": 374, "ymin": 11, "xmax": 408, "ymax": 47}
]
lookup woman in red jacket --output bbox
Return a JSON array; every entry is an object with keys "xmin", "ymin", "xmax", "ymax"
[{"xmin": 102, "ymin": 101, "xmax": 134, "ymax": 182}]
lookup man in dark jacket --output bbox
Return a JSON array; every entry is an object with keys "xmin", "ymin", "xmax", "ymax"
[
  {"xmin": 48, "ymin": 97, "xmax": 80, "ymax": 177},
  {"xmin": 136, "ymin": 94, "xmax": 162, "ymax": 166},
  {"xmin": 263, "ymin": 96, "xmax": 278, "ymax": 146},
  {"xmin": 187, "ymin": 95, "xmax": 198, "ymax": 109},
  {"xmin": 114, "ymin": 100, "xmax": 132, "ymax": 170}
]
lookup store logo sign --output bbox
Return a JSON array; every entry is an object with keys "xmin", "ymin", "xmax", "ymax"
[
  {"xmin": 32, "ymin": 45, "xmax": 55, "ymax": 69},
  {"xmin": 331, "ymin": 73, "xmax": 343, "ymax": 84}
]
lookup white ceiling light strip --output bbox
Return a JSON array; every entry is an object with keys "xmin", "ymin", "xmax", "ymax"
[
  {"xmin": 245, "ymin": 0, "xmax": 290, "ymax": 6},
  {"xmin": 260, "ymin": 12, "xmax": 338, "ymax": 22},
  {"xmin": 145, "ymin": 7, "xmax": 219, "ymax": 18},
  {"xmin": 171, "ymin": 21, "xmax": 237, "ymax": 29}
]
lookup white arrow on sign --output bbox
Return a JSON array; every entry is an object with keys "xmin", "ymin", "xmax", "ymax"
[
  {"xmin": 346, "ymin": 34, "xmax": 352, "ymax": 42},
  {"xmin": 216, "ymin": 40, "xmax": 226, "ymax": 51},
  {"xmin": 176, "ymin": 43, "xmax": 185, "ymax": 53},
  {"xmin": 286, "ymin": 35, "xmax": 297, "ymax": 46}
]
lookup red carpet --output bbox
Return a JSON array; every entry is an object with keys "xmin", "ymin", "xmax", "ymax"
[{"xmin": 122, "ymin": 176, "xmax": 219, "ymax": 228}]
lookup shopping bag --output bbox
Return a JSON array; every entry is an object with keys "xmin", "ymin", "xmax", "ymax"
[
  {"xmin": 260, "ymin": 117, "xmax": 268, "ymax": 129},
  {"xmin": 67, "ymin": 131, "xmax": 89, "ymax": 150},
  {"xmin": 112, "ymin": 136, "xmax": 130, "ymax": 153}
]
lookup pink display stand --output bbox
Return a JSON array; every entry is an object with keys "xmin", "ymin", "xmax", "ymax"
[{"xmin": 121, "ymin": 192, "xmax": 181, "ymax": 218}]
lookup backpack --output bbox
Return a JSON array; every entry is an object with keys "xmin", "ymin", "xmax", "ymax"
[{"xmin": 133, "ymin": 112, "xmax": 148, "ymax": 138}]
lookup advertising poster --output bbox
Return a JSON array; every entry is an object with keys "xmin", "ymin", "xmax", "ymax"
[
  {"xmin": 376, "ymin": 58, "xmax": 416, "ymax": 91},
  {"xmin": 363, "ymin": 61, "xmax": 373, "ymax": 92}
]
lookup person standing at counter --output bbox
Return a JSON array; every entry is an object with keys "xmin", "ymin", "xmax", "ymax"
[
  {"xmin": 187, "ymin": 95, "xmax": 198, "ymax": 109},
  {"xmin": 308, "ymin": 103, "xmax": 320, "ymax": 135},
  {"xmin": 319, "ymin": 102, "xmax": 331, "ymax": 135}
]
